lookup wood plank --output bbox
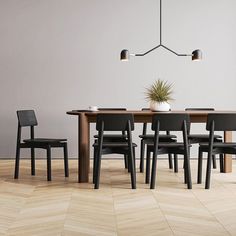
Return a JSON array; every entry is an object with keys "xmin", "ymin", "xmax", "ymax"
[{"xmin": 0, "ymin": 160, "xmax": 235, "ymax": 235}]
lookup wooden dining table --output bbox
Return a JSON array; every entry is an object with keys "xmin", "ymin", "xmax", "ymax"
[{"xmin": 67, "ymin": 110, "xmax": 234, "ymax": 183}]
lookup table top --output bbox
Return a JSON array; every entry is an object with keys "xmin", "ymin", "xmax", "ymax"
[{"xmin": 67, "ymin": 110, "xmax": 236, "ymax": 116}]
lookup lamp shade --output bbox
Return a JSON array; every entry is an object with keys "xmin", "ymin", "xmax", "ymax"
[
  {"xmin": 120, "ymin": 49, "xmax": 130, "ymax": 61},
  {"xmin": 192, "ymin": 49, "xmax": 202, "ymax": 61}
]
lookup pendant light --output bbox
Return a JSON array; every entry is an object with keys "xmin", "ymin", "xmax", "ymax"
[{"xmin": 120, "ymin": 0, "xmax": 202, "ymax": 61}]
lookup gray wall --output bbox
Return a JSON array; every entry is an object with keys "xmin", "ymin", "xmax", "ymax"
[{"xmin": 0, "ymin": 0, "xmax": 236, "ymax": 158}]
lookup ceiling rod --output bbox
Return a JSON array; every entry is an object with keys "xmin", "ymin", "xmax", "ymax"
[{"xmin": 120, "ymin": 0, "xmax": 202, "ymax": 61}]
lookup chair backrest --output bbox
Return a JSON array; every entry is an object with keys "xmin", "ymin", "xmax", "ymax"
[
  {"xmin": 98, "ymin": 108, "xmax": 127, "ymax": 111},
  {"xmin": 185, "ymin": 108, "xmax": 215, "ymax": 111},
  {"xmin": 17, "ymin": 110, "xmax": 38, "ymax": 127},
  {"xmin": 96, "ymin": 114, "xmax": 134, "ymax": 131},
  {"xmin": 206, "ymin": 113, "xmax": 236, "ymax": 131},
  {"xmin": 141, "ymin": 108, "xmax": 174, "ymax": 135},
  {"xmin": 152, "ymin": 114, "xmax": 190, "ymax": 132}
]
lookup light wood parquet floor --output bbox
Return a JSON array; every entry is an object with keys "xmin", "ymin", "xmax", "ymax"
[{"xmin": 0, "ymin": 159, "xmax": 236, "ymax": 236}]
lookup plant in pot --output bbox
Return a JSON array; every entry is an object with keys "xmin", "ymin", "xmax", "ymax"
[{"xmin": 145, "ymin": 79, "xmax": 173, "ymax": 112}]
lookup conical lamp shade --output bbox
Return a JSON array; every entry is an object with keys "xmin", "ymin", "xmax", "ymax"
[
  {"xmin": 120, "ymin": 49, "xmax": 130, "ymax": 61},
  {"xmin": 192, "ymin": 49, "xmax": 202, "ymax": 61}
]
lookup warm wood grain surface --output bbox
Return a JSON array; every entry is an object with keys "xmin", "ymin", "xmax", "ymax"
[{"xmin": 0, "ymin": 160, "xmax": 236, "ymax": 235}]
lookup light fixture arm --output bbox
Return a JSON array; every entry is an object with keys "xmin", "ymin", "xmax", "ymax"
[
  {"xmin": 135, "ymin": 45, "xmax": 192, "ymax": 57},
  {"xmin": 135, "ymin": 45, "xmax": 161, "ymax": 57},
  {"xmin": 161, "ymin": 45, "xmax": 192, "ymax": 57}
]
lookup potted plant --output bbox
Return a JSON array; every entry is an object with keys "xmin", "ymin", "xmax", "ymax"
[{"xmin": 145, "ymin": 79, "xmax": 173, "ymax": 111}]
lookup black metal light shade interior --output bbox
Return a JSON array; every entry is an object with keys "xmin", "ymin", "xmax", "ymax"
[
  {"xmin": 192, "ymin": 49, "xmax": 202, "ymax": 61},
  {"xmin": 120, "ymin": 49, "xmax": 130, "ymax": 61}
]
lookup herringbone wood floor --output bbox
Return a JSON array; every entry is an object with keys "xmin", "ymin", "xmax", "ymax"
[{"xmin": 0, "ymin": 159, "xmax": 236, "ymax": 236}]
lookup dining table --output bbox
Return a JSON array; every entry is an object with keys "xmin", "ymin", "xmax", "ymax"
[{"xmin": 67, "ymin": 110, "xmax": 234, "ymax": 183}]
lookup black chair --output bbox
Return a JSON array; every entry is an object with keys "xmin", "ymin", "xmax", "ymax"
[
  {"xmin": 14, "ymin": 110, "xmax": 69, "ymax": 181},
  {"xmin": 94, "ymin": 108, "xmax": 129, "ymax": 168},
  {"xmin": 139, "ymin": 108, "xmax": 178, "ymax": 173},
  {"xmin": 93, "ymin": 114, "xmax": 136, "ymax": 189},
  {"xmin": 198, "ymin": 113, "xmax": 236, "ymax": 189},
  {"xmin": 146, "ymin": 114, "xmax": 192, "ymax": 189},
  {"xmin": 185, "ymin": 108, "xmax": 223, "ymax": 170}
]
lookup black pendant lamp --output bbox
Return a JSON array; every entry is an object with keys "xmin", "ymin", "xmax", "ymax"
[{"xmin": 120, "ymin": 0, "xmax": 202, "ymax": 61}]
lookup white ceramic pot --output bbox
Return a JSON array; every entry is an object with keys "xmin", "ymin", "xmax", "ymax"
[{"xmin": 150, "ymin": 101, "xmax": 170, "ymax": 112}]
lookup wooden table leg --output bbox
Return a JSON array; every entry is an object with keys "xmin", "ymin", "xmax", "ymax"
[
  {"xmin": 224, "ymin": 131, "xmax": 232, "ymax": 173},
  {"xmin": 78, "ymin": 114, "xmax": 90, "ymax": 182}
]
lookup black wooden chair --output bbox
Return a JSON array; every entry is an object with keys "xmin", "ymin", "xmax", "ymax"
[
  {"xmin": 198, "ymin": 113, "xmax": 236, "ymax": 189},
  {"xmin": 93, "ymin": 108, "xmax": 129, "ymax": 168},
  {"xmin": 185, "ymin": 108, "xmax": 223, "ymax": 170},
  {"xmin": 146, "ymin": 114, "xmax": 192, "ymax": 189},
  {"xmin": 14, "ymin": 110, "xmax": 69, "ymax": 181},
  {"xmin": 139, "ymin": 108, "xmax": 178, "ymax": 173},
  {"xmin": 93, "ymin": 114, "xmax": 136, "ymax": 189}
]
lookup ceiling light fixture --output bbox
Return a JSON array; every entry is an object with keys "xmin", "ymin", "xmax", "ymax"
[{"xmin": 120, "ymin": 0, "xmax": 202, "ymax": 61}]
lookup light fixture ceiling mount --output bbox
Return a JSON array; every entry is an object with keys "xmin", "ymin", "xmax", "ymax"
[{"xmin": 120, "ymin": 0, "xmax": 202, "ymax": 61}]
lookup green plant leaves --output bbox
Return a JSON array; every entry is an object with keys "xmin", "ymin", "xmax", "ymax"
[{"xmin": 145, "ymin": 79, "xmax": 173, "ymax": 103}]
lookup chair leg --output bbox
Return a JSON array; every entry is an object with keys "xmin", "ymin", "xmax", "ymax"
[
  {"xmin": 219, "ymin": 154, "xmax": 224, "ymax": 173},
  {"xmin": 127, "ymin": 148, "xmax": 136, "ymax": 173},
  {"xmin": 94, "ymin": 151, "xmax": 102, "ymax": 189},
  {"xmin": 93, "ymin": 149, "xmax": 97, "ymax": 184},
  {"xmin": 197, "ymin": 149, "xmax": 203, "ymax": 184},
  {"xmin": 128, "ymin": 147, "xmax": 136, "ymax": 189},
  {"xmin": 183, "ymin": 147, "xmax": 190, "ymax": 169},
  {"xmin": 183, "ymin": 158, "xmax": 187, "ymax": 184},
  {"xmin": 184, "ymin": 149, "xmax": 192, "ymax": 189},
  {"xmin": 139, "ymin": 140, "xmax": 145, "ymax": 173},
  {"xmin": 145, "ymin": 150, "xmax": 151, "ymax": 184},
  {"xmin": 212, "ymin": 155, "xmax": 217, "ymax": 169},
  {"xmin": 46, "ymin": 146, "xmax": 52, "ymax": 181},
  {"xmin": 124, "ymin": 154, "xmax": 128, "ymax": 169},
  {"xmin": 174, "ymin": 154, "xmax": 178, "ymax": 173},
  {"xmin": 150, "ymin": 152, "xmax": 158, "ymax": 189},
  {"xmin": 31, "ymin": 148, "xmax": 35, "ymax": 176},
  {"xmin": 133, "ymin": 147, "xmax": 136, "ymax": 171},
  {"xmin": 127, "ymin": 155, "xmax": 131, "ymax": 173},
  {"xmin": 14, "ymin": 146, "xmax": 21, "ymax": 179},
  {"xmin": 63, "ymin": 144, "xmax": 69, "ymax": 177},
  {"xmin": 205, "ymin": 151, "xmax": 212, "ymax": 189},
  {"xmin": 168, "ymin": 154, "xmax": 173, "ymax": 169}
]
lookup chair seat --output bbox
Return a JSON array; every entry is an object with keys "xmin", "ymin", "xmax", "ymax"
[
  {"xmin": 199, "ymin": 142, "xmax": 236, "ymax": 148},
  {"xmin": 93, "ymin": 142, "xmax": 137, "ymax": 148},
  {"xmin": 94, "ymin": 134, "xmax": 127, "ymax": 139},
  {"xmin": 139, "ymin": 134, "xmax": 177, "ymax": 139},
  {"xmin": 199, "ymin": 143, "xmax": 236, "ymax": 154},
  {"xmin": 23, "ymin": 138, "xmax": 67, "ymax": 144},
  {"xmin": 147, "ymin": 142, "xmax": 191, "ymax": 148},
  {"xmin": 188, "ymin": 134, "xmax": 222, "ymax": 140}
]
